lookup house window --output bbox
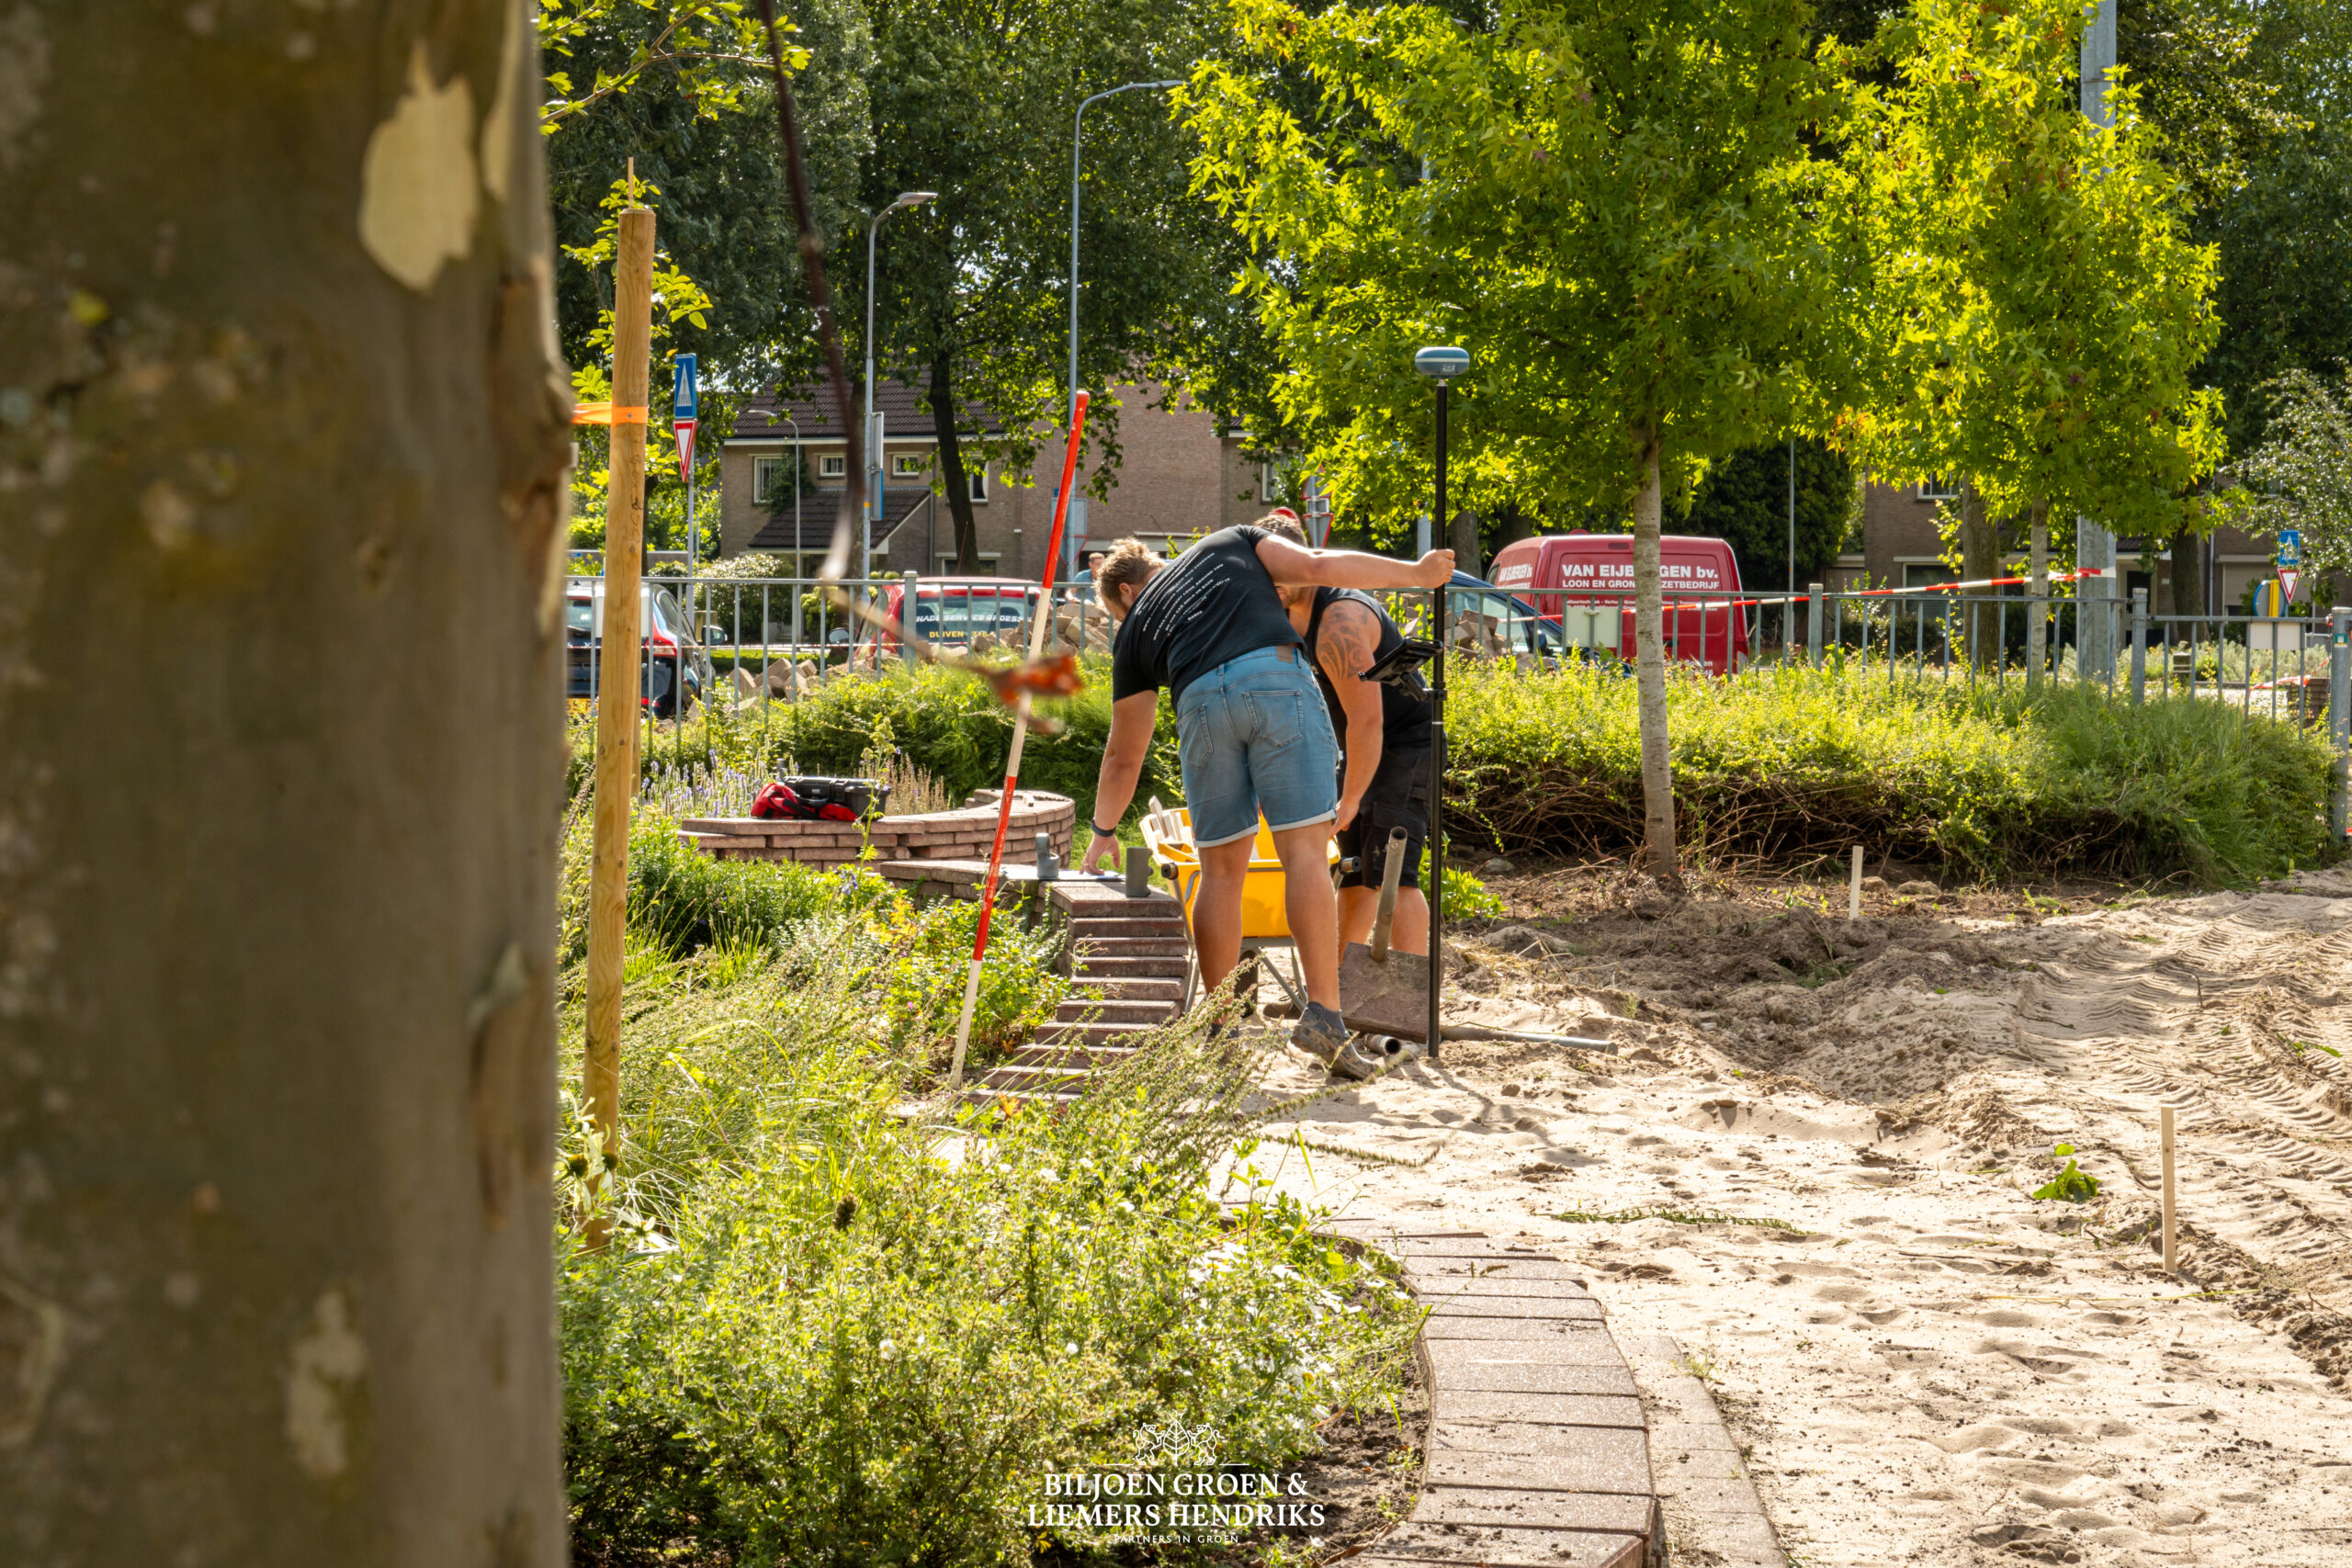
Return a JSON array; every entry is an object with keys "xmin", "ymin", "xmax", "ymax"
[
  {"xmin": 819, "ymin": 454, "xmax": 846, "ymax": 479},
  {"xmin": 1918, "ymin": 476, "xmax": 1959, "ymax": 501},
  {"xmin": 938, "ymin": 554, "xmax": 1001, "ymax": 575},
  {"xmin": 968, "ymin": 467, "xmax": 989, "ymax": 502},
  {"xmin": 752, "ymin": 457, "xmax": 785, "ymax": 503},
  {"xmin": 892, "ymin": 453, "xmax": 927, "ymax": 479},
  {"xmin": 1259, "ymin": 463, "xmax": 1275, "ymax": 503}
]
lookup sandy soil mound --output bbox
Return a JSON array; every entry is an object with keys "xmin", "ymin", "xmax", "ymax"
[{"xmin": 1225, "ymin": 865, "xmax": 2352, "ymax": 1567}]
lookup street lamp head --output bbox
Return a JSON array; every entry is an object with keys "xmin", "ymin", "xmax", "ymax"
[
  {"xmin": 889, "ymin": 190, "xmax": 938, "ymax": 215},
  {"xmin": 1151, "ymin": 78, "xmax": 1184, "ymax": 89},
  {"xmin": 1414, "ymin": 345, "xmax": 1470, "ymax": 382}
]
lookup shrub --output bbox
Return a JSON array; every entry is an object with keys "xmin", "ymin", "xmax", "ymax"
[
  {"xmin": 559, "ymin": 952, "xmax": 1417, "ymax": 1565},
  {"xmin": 566, "ymin": 649, "xmax": 2324, "ymax": 884},
  {"xmin": 1443, "ymin": 660, "xmax": 2335, "ymax": 884},
  {"xmin": 571, "ymin": 659, "xmax": 1183, "ymax": 834}
]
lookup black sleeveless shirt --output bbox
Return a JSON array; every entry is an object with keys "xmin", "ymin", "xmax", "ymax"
[{"xmin": 1305, "ymin": 587, "xmax": 1433, "ymax": 750}]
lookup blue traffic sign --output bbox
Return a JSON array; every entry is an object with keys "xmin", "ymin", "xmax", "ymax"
[
  {"xmin": 2278, "ymin": 527, "xmax": 2301, "ymax": 569},
  {"xmin": 672, "ymin": 354, "xmax": 698, "ymax": 423}
]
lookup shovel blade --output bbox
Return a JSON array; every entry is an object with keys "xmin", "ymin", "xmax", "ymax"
[{"xmin": 1336, "ymin": 941, "xmax": 1430, "ymax": 1042}]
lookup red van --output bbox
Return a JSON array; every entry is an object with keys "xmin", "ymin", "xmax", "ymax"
[{"xmin": 1487, "ymin": 534, "xmax": 1750, "ymax": 675}]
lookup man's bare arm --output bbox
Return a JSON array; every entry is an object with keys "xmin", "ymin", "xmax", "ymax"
[
  {"xmin": 1258, "ymin": 535, "xmax": 1453, "ymax": 592},
  {"xmin": 1082, "ymin": 692, "xmax": 1160, "ymax": 872},
  {"xmin": 1317, "ymin": 601, "xmax": 1386, "ymax": 828}
]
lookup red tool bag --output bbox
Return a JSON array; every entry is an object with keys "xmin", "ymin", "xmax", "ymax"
[{"xmin": 750, "ymin": 777, "xmax": 886, "ymax": 822}]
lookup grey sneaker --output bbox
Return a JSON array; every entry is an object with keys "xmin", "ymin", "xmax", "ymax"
[
  {"xmin": 1332, "ymin": 1033, "xmax": 1427, "ymax": 1080},
  {"xmin": 1288, "ymin": 1001, "xmax": 1349, "ymax": 1065}
]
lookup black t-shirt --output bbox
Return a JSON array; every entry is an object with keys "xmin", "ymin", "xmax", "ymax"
[
  {"xmin": 1109, "ymin": 525, "xmax": 1303, "ymax": 705},
  {"xmin": 1306, "ymin": 587, "xmax": 1434, "ymax": 750}
]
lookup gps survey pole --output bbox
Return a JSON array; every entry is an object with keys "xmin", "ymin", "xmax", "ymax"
[
  {"xmin": 946, "ymin": 391, "xmax": 1092, "ymax": 1089},
  {"xmin": 1415, "ymin": 346, "xmax": 1468, "ymax": 1062}
]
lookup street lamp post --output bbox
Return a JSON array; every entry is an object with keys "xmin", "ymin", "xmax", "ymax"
[
  {"xmin": 1413, "ymin": 344, "xmax": 1468, "ymax": 1064},
  {"xmin": 1065, "ymin": 79, "xmax": 1182, "ymax": 579},
  {"xmin": 865, "ymin": 190, "xmax": 936, "ymax": 586}
]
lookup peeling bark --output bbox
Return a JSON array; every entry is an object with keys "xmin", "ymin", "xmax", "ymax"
[{"xmin": 1, "ymin": 6, "xmax": 569, "ymax": 1562}]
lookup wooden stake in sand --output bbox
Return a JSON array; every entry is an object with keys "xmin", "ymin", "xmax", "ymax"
[
  {"xmin": 581, "ymin": 200, "xmax": 657, "ymax": 1235},
  {"xmin": 2161, "ymin": 1104, "xmax": 2178, "ymax": 1271},
  {"xmin": 1849, "ymin": 844, "xmax": 1863, "ymax": 919}
]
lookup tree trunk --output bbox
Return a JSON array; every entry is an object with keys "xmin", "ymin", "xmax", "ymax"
[
  {"xmin": 2167, "ymin": 525, "xmax": 2205, "ymax": 618},
  {"xmin": 4, "ymin": 6, "xmax": 571, "ymax": 1563},
  {"xmin": 1630, "ymin": 435, "xmax": 1682, "ymax": 894},
  {"xmin": 2027, "ymin": 501, "xmax": 2050, "ymax": 688},
  {"xmin": 1449, "ymin": 508, "xmax": 1482, "ymax": 576},
  {"xmin": 929, "ymin": 352, "xmax": 979, "ymax": 574},
  {"xmin": 1957, "ymin": 481, "xmax": 2001, "ymax": 670},
  {"xmin": 1490, "ymin": 501, "xmax": 1536, "ymax": 558}
]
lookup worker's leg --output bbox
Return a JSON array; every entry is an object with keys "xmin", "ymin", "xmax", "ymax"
[
  {"xmin": 1173, "ymin": 656, "xmax": 1277, "ymax": 1003},
  {"xmin": 1189, "ymin": 836, "xmax": 1254, "ymax": 997},
  {"xmin": 1338, "ymin": 885, "xmax": 1429, "ymax": 954},
  {"xmin": 1271, "ymin": 823, "xmax": 1341, "ymax": 1009},
  {"xmin": 1331, "ymin": 745, "xmax": 1433, "ymax": 954}
]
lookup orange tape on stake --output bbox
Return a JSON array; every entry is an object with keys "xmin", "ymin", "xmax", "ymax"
[{"xmin": 571, "ymin": 403, "xmax": 650, "ymax": 425}]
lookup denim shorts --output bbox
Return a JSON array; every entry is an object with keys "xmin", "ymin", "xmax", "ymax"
[{"xmin": 1174, "ymin": 646, "xmax": 1340, "ymax": 847}]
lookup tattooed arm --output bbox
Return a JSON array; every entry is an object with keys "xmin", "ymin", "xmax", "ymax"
[{"xmin": 1316, "ymin": 600, "xmax": 1386, "ymax": 830}]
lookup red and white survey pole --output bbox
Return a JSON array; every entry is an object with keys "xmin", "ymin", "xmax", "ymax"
[{"xmin": 945, "ymin": 390, "xmax": 1091, "ymax": 1089}]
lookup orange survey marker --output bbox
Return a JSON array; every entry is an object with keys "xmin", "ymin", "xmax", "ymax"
[{"xmin": 571, "ymin": 402, "xmax": 650, "ymax": 425}]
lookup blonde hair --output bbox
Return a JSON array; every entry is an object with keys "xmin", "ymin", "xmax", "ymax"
[{"xmin": 1093, "ymin": 537, "xmax": 1162, "ymax": 614}]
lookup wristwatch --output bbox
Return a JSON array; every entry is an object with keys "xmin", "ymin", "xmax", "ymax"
[{"xmin": 1091, "ymin": 821, "xmax": 1118, "ymax": 838}]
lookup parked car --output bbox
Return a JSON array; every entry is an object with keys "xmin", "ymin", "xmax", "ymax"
[
  {"xmin": 1489, "ymin": 533, "xmax": 1749, "ymax": 675},
  {"xmin": 1443, "ymin": 570, "xmax": 1566, "ymax": 662},
  {"xmin": 565, "ymin": 580, "xmax": 713, "ymax": 717},
  {"xmin": 869, "ymin": 576, "xmax": 1043, "ymax": 654}
]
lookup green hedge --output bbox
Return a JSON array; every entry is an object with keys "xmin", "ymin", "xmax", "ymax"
[
  {"xmin": 580, "ymin": 658, "xmax": 1182, "ymax": 836},
  {"xmin": 1444, "ymin": 660, "xmax": 2335, "ymax": 883},
  {"xmin": 585, "ymin": 657, "xmax": 2336, "ymax": 885}
]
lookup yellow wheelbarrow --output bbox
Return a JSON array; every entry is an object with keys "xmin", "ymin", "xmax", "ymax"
[{"xmin": 1140, "ymin": 798, "xmax": 1338, "ymax": 1014}]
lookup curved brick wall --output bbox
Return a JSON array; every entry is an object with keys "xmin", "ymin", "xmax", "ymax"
[{"xmin": 679, "ymin": 790, "xmax": 1076, "ymax": 871}]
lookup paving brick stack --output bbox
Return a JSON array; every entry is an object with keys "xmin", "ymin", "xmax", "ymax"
[
  {"xmin": 969, "ymin": 877, "xmax": 1190, "ymax": 1107},
  {"xmin": 677, "ymin": 789, "xmax": 1074, "ymax": 872}
]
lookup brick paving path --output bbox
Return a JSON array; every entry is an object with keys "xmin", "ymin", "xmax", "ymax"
[{"xmin": 1321, "ymin": 1218, "xmax": 1668, "ymax": 1568}]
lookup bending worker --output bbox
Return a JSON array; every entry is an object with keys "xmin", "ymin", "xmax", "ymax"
[
  {"xmin": 1081, "ymin": 524, "xmax": 1454, "ymax": 1060},
  {"xmin": 1265, "ymin": 517, "xmax": 1434, "ymax": 958}
]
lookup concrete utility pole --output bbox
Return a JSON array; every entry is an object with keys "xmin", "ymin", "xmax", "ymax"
[{"xmin": 2075, "ymin": 0, "xmax": 2120, "ymax": 682}]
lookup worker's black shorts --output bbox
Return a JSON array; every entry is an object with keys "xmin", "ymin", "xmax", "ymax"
[{"xmin": 1337, "ymin": 747, "xmax": 1431, "ymax": 892}]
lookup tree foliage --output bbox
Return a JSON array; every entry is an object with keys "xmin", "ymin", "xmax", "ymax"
[
  {"xmin": 1187, "ymin": 0, "xmax": 1838, "ymax": 531},
  {"xmin": 1827, "ymin": 0, "xmax": 2225, "ymax": 549},
  {"xmin": 856, "ymin": 0, "xmax": 1230, "ymax": 568},
  {"xmin": 1681, "ymin": 439, "xmax": 1855, "ymax": 593},
  {"xmin": 2233, "ymin": 369, "xmax": 2352, "ymax": 585}
]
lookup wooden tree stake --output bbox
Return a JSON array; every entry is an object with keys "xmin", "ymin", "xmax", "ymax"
[
  {"xmin": 2160, "ymin": 1105, "xmax": 2178, "ymax": 1272},
  {"xmin": 1849, "ymin": 844, "xmax": 1863, "ymax": 920},
  {"xmin": 582, "ymin": 203, "xmax": 657, "ymax": 1236}
]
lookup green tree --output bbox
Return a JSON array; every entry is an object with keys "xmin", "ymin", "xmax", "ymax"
[
  {"xmin": 1829, "ymin": 0, "xmax": 2224, "ymax": 680},
  {"xmin": 2234, "ymin": 369, "xmax": 2352, "ymax": 596},
  {"xmin": 2199, "ymin": 1, "xmax": 2352, "ymax": 455},
  {"xmin": 1680, "ymin": 439, "xmax": 1854, "ymax": 593},
  {"xmin": 1188, "ymin": 0, "xmax": 1840, "ymax": 889},
  {"xmin": 856, "ymin": 0, "xmax": 1230, "ymax": 571}
]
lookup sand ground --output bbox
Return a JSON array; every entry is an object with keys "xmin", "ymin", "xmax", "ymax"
[{"xmin": 1220, "ymin": 864, "xmax": 2352, "ymax": 1567}]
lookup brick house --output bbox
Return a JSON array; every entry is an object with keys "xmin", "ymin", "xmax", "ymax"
[
  {"xmin": 718, "ymin": 380, "xmax": 1274, "ymax": 579},
  {"xmin": 1834, "ymin": 476, "xmax": 2284, "ymax": 613}
]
